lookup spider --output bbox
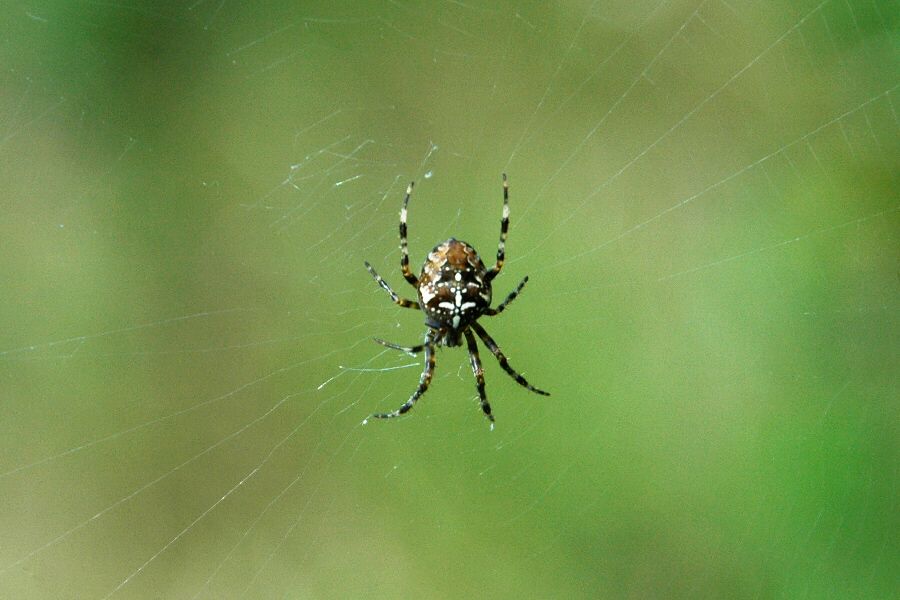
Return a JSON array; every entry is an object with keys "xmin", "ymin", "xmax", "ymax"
[{"xmin": 364, "ymin": 174, "xmax": 549, "ymax": 425}]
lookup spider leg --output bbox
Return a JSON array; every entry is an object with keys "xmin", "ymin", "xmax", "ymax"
[
  {"xmin": 399, "ymin": 181, "xmax": 419, "ymax": 287},
  {"xmin": 370, "ymin": 331, "xmax": 437, "ymax": 419},
  {"xmin": 464, "ymin": 329, "xmax": 494, "ymax": 423},
  {"xmin": 485, "ymin": 276, "xmax": 528, "ymax": 316},
  {"xmin": 373, "ymin": 337, "xmax": 425, "ymax": 356},
  {"xmin": 365, "ymin": 261, "xmax": 420, "ymax": 309},
  {"xmin": 486, "ymin": 173, "xmax": 509, "ymax": 283},
  {"xmin": 470, "ymin": 322, "xmax": 549, "ymax": 396}
]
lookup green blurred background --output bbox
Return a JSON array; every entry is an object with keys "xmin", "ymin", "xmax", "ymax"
[{"xmin": 1, "ymin": 1, "xmax": 897, "ymax": 598}]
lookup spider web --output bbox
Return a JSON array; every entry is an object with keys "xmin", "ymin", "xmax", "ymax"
[{"xmin": 1, "ymin": 0, "xmax": 897, "ymax": 597}]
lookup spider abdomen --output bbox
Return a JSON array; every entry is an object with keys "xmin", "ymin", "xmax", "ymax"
[{"xmin": 418, "ymin": 238, "xmax": 491, "ymax": 339}]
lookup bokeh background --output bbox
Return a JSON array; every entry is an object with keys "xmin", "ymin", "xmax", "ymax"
[{"xmin": 1, "ymin": 1, "xmax": 897, "ymax": 598}]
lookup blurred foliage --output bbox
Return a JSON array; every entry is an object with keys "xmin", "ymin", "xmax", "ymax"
[{"xmin": 0, "ymin": 1, "xmax": 897, "ymax": 598}]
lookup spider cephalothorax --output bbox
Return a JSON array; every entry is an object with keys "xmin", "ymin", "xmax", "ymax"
[{"xmin": 364, "ymin": 174, "xmax": 549, "ymax": 425}]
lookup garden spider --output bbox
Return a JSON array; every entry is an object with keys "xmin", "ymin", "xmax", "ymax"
[{"xmin": 364, "ymin": 174, "xmax": 549, "ymax": 425}]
